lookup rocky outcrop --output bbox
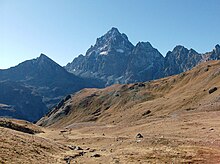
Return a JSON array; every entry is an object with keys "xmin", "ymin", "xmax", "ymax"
[{"xmin": 205, "ymin": 44, "xmax": 220, "ymax": 60}]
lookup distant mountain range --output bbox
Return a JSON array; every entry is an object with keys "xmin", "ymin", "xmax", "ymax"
[
  {"xmin": 0, "ymin": 54, "xmax": 103, "ymax": 121},
  {"xmin": 0, "ymin": 27, "xmax": 219, "ymax": 121},
  {"xmin": 66, "ymin": 27, "xmax": 220, "ymax": 85}
]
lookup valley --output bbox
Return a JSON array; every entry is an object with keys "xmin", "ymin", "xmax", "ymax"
[{"xmin": 1, "ymin": 1, "xmax": 220, "ymax": 163}]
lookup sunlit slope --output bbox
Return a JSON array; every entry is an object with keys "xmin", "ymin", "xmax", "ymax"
[{"xmin": 38, "ymin": 60, "xmax": 220, "ymax": 128}]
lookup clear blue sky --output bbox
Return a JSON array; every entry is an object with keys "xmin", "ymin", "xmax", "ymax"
[{"xmin": 1, "ymin": 0, "xmax": 220, "ymax": 69}]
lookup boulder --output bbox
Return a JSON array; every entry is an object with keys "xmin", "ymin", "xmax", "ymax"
[
  {"xmin": 91, "ymin": 154, "xmax": 101, "ymax": 158},
  {"xmin": 136, "ymin": 133, "xmax": 143, "ymax": 138},
  {"xmin": 142, "ymin": 110, "xmax": 151, "ymax": 116},
  {"xmin": 209, "ymin": 87, "xmax": 217, "ymax": 94}
]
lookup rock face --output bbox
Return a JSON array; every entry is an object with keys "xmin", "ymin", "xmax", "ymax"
[
  {"xmin": 205, "ymin": 44, "xmax": 220, "ymax": 60},
  {"xmin": 66, "ymin": 27, "xmax": 134, "ymax": 86},
  {"xmin": 163, "ymin": 45, "xmax": 202, "ymax": 76},
  {"xmin": 65, "ymin": 27, "xmax": 219, "ymax": 85},
  {"xmin": 65, "ymin": 28, "xmax": 164, "ymax": 85},
  {"xmin": 125, "ymin": 42, "xmax": 164, "ymax": 83},
  {"xmin": 0, "ymin": 54, "xmax": 104, "ymax": 121}
]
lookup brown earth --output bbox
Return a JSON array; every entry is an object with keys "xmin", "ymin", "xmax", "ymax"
[{"xmin": 1, "ymin": 61, "xmax": 220, "ymax": 163}]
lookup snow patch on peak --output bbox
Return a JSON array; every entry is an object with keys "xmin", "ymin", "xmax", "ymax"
[
  {"xmin": 100, "ymin": 51, "xmax": 108, "ymax": 55},
  {"xmin": 116, "ymin": 49, "xmax": 124, "ymax": 53}
]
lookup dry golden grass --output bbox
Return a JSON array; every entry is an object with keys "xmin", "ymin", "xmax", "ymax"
[
  {"xmin": 38, "ymin": 61, "xmax": 220, "ymax": 128},
  {"xmin": 0, "ymin": 119, "xmax": 70, "ymax": 164}
]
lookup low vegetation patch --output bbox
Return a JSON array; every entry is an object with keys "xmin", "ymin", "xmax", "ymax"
[{"xmin": 0, "ymin": 119, "xmax": 43, "ymax": 134}]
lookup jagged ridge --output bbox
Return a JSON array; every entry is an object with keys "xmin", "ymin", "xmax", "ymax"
[{"xmin": 65, "ymin": 27, "xmax": 219, "ymax": 86}]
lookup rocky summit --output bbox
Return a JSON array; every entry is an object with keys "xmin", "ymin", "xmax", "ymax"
[
  {"xmin": 126, "ymin": 41, "xmax": 164, "ymax": 83},
  {"xmin": 204, "ymin": 44, "xmax": 220, "ymax": 60},
  {"xmin": 65, "ymin": 27, "xmax": 134, "ymax": 86},
  {"xmin": 65, "ymin": 27, "xmax": 219, "ymax": 86},
  {"xmin": 163, "ymin": 45, "xmax": 202, "ymax": 76},
  {"xmin": 65, "ymin": 27, "xmax": 165, "ymax": 85}
]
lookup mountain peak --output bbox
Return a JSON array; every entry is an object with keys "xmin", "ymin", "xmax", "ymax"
[
  {"xmin": 215, "ymin": 44, "xmax": 220, "ymax": 50},
  {"xmin": 172, "ymin": 45, "xmax": 191, "ymax": 55},
  {"xmin": 108, "ymin": 27, "xmax": 120, "ymax": 34},
  {"xmin": 85, "ymin": 27, "xmax": 133, "ymax": 56},
  {"xmin": 38, "ymin": 53, "xmax": 50, "ymax": 60},
  {"xmin": 40, "ymin": 53, "xmax": 47, "ymax": 57},
  {"xmin": 104, "ymin": 27, "xmax": 123, "ymax": 40},
  {"xmin": 213, "ymin": 44, "xmax": 220, "ymax": 55},
  {"xmin": 173, "ymin": 45, "xmax": 186, "ymax": 51},
  {"xmin": 100, "ymin": 27, "xmax": 131, "ymax": 43},
  {"xmin": 136, "ymin": 41, "xmax": 153, "ymax": 48},
  {"xmin": 105, "ymin": 27, "xmax": 129, "ymax": 41},
  {"xmin": 189, "ymin": 48, "xmax": 199, "ymax": 54},
  {"xmin": 36, "ymin": 53, "xmax": 55, "ymax": 64}
]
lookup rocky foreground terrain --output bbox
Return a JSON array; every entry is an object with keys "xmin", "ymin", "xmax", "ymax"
[{"xmin": 1, "ymin": 61, "xmax": 220, "ymax": 163}]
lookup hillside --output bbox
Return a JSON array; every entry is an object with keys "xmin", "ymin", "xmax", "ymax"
[
  {"xmin": 38, "ymin": 60, "xmax": 220, "ymax": 128},
  {"xmin": 0, "ymin": 81, "xmax": 47, "ymax": 122},
  {"xmin": 0, "ymin": 118, "xmax": 69, "ymax": 163}
]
